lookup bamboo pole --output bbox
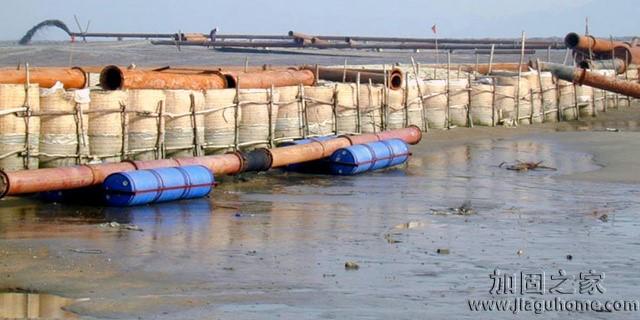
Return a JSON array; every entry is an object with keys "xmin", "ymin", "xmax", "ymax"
[
  {"xmin": 411, "ymin": 56, "xmax": 428, "ymax": 132},
  {"xmin": 356, "ymin": 72, "xmax": 361, "ymax": 133},
  {"xmin": 446, "ymin": 52, "xmax": 451, "ymax": 129},
  {"xmin": 515, "ymin": 31, "xmax": 526, "ymax": 126},
  {"xmin": 467, "ymin": 73, "xmax": 473, "ymax": 128}
]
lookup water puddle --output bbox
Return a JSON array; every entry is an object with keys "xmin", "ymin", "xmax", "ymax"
[{"xmin": 0, "ymin": 291, "xmax": 83, "ymax": 319}]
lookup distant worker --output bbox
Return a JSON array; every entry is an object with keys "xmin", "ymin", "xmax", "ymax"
[{"xmin": 210, "ymin": 27, "xmax": 218, "ymax": 42}]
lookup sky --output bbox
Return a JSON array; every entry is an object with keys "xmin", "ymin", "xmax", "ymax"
[{"xmin": 2, "ymin": 0, "xmax": 639, "ymax": 40}]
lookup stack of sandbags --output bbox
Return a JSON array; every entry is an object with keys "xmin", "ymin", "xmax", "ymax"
[
  {"xmin": 204, "ymin": 89, "xmax": 237, "ymax": 154},
  {"xmin": 39, "ymin": 86, "xmax": 89, "ymax": 167},
  {"xmin": 274, "ymin": 86, "xmax": 301, "ymax": 140},
  {"xmin": 89, "ymin": 90, "xmax": 126, "ymax": 163},
  {"xmin": 128, "ymin": 90, "xmax": 165, "ymax": 160},
  {"xmin": 238, "ymin": 89, "xmax": 279, "ymax": 148},
  {"xmin": 0, "ymin": 84, "xmax": 39, "ymax": 171}
]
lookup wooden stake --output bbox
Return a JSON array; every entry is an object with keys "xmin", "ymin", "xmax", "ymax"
[
  {"xmin": 268, "ymin": 85, "xmax": 275, "ymax": 147},
  {"xmin": 342, "ymin": 58, "xmax": 348, "ymax": 83},
  {"xmin": 411, "ymin": 56, "xmax": 428, "ymax": 131},
  {"xmin": 488, "ymin": 44, "xmax": 495, "ymax": 74},
  {"xmin": 467, "ymin": 73, "xmax": 473, "ymax": 128},
  {"xmin": 300, "ymin": 84, "xmax": 308, "ymax": 138},
  {"xmin": 356, "ymin": 72, "xmax": 361, "ymax": 133},
  {"xmin": 233, "ymin": 79, "xmax": 240, "ymax": 151},
  {"xmin": 332, "ymin": 84, "xmax": 339, "ymax": 134},
  {"xmin": 535, "ymin": 59, "xmax": 545, "ymax": 122}
]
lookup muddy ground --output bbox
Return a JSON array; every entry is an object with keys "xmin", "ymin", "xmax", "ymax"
[
  {"xmin": 0, "ymin": 40, "xmax": 568, "ymax": 68},
  {"xmin": 1, "ymin": 42, "xmax": 640, "ymax": 319},
  {"xmin": 0, "ymin": 106, "xmax": 639, "ymax": 319}
]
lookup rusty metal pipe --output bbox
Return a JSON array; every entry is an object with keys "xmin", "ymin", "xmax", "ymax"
[
  {"xmin": 564, "ymin": 32, "xmax": 628, "ymax": 54},
  {"xmin": 313, "ymin": 67, "xmax": 403, "ymax": 90},
  {"xmin": 539, "ymin": 62, "xmax": 640, "ymax": 99},
  {"xmin": 221, "ymin": 69, "xmax": 316, "ymax": 89},
  {"xmin": 613, "ymin": 45, "xmax": 640, "ymax": 65},
  {"xmin": 99, "ymin": 65, "xmax": 228, "ymax": 90},
  {"xmin": 0, "ymin": 67, "xmax": 87, "ymax": 89},
  {"xmin": 0, "ymin": 127, "xmax": 422, "ymax": 198}
]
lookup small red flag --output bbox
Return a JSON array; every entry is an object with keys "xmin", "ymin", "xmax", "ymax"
[{"xmin": 431, "ymin": 24, "xmax": 437, "ymax": 34}]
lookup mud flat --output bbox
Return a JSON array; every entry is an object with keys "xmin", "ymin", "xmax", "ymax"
[{"xmin": 1, "ymin": 110, "xmax": 640, "ymax": 318}]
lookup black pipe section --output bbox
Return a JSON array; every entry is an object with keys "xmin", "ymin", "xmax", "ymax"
[{"xmin": 240, "ymin": 149, "xmax": 273, "ymax": 173}]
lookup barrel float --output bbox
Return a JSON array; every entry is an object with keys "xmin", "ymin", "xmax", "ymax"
[
  {"xmin": 329, "ymin": 139, "xmax": 410, "ymax": 175},
  {"xmin": 279, "ymin": 135, "xmax": 337, "ymax": 173},
  {"xmin": 103, "ymin": 165, "xmax": 214, "ymax": 206}
]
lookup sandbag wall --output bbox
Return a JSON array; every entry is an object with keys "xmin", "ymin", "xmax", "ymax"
[{"xmin": 0, "ymin": 66, "xmax": 638, "ymax": 171}]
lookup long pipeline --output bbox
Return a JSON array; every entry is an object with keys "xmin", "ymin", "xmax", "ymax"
[
  {"xmin": 0, "ymin": 67, "xmax": 87, "ymax": 89},
  {"xmin": 539, "ymin": 62, "xmax": 640, "ymax": 99},
  {"xmin": 152, "ymin": 40, "xmax": 560, "ymax": 51},
  {"xmin": 564, "ymin": 32, "xmax": 628, "ymax": 54},
  {"xmin": 0, "ymin": 126, "xmax": 422, "ymax": 198}
]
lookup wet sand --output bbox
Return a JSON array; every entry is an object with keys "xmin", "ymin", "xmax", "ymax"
[{"xmin": 1, "ymin": 106, "xmax": 640, "ymax": 319}]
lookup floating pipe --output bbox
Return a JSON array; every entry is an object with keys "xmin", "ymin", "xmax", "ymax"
[
  {"xmin": 312, "ymin": 66, "xmax": 403, "ymax": 90},
  {"xmin": 221, "ymin": 69, "xmax": 316, "ymax": 89},
  {"xmin": 564, "ymin": 32, "xmax": 628, "ymax": 54},
  {"xmin": 0, "ymin": 67, "xmax": 87, "ymax": 89},
  {"xmin": 577, "ymin": 58, "xmax": 627, "ymax": 74},
  {"xmin": 99, "ymin": 65, "xmax": 228, "ymax": 90},
  {"xmin": 268, "ymin": 126, "xmax": 421, "ymax": 168},
  {"xmin": 539, "ymin": 62, "xmax": 640, "ymax": 99},
  {"xmin": 0, "ymin": 127, "xmax": 422, "ymax": 198}
]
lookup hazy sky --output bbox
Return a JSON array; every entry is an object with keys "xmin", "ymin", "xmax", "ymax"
[{"xmin": 3, "ymin": 0, "xmax": 639, "ymax": 40}]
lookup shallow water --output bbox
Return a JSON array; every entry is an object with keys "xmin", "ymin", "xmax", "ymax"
[{"xmin": 1, "ymin": 132, "xmax": 639, "ymax": 319}]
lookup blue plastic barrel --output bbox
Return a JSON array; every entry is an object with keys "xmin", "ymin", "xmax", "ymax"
[
  {"xmin": 329, "ymin": 139, "xmax": 410, "ymax": 175},
  {"xmin": 103, "ymin": 165, "xmax": 215, "ymax": 206}
]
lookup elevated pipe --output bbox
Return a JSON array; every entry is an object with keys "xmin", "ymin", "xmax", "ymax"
[
  {"xmin": 312, "ymin": 66, "xmax": 403, "ymax": 90},
  {"xmin": 538, "ymin": 62, "xmax": 640, "ymax": 99},
  {"xmin": 564, "ymin": 32, "xmax": 627, "ymax": 53},
  {"xmin": 0, "ymin": 67, "xmax": 87, "ymax": 89},
  {"xmin": 221, "ymin": 69, "xmax": 316, "ymax": 89},
  {"xmin": 99, "ymin": 65, "xmax": 228, "ymax": 90},
  {"xmin": 0, "ymin": 127, "xmax": 422, "ymax": 198}
]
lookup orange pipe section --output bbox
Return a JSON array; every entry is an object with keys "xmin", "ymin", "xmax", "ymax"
[
  {"xmin": 222, "ymin": 69, "xmax": 316, "ymax": 89},
  {"xmin": 0, "ymin": 127, "xmax": 422, "ymax": 198},
  {"xmin": 0, "ymin": 67, "xmax": 87, "ymax": 89},
  {"xmin": 565, "ymin": 32, "xmax": 629, "ymax": 54},
  {"xmin": 99, "ymin": 65, "xmax": 228, "ymax": 90}
]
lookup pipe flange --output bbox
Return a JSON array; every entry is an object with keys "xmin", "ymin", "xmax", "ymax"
[{"xmin": 0, "ymin": 170, "xmax": 9, "ymax": 199}]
